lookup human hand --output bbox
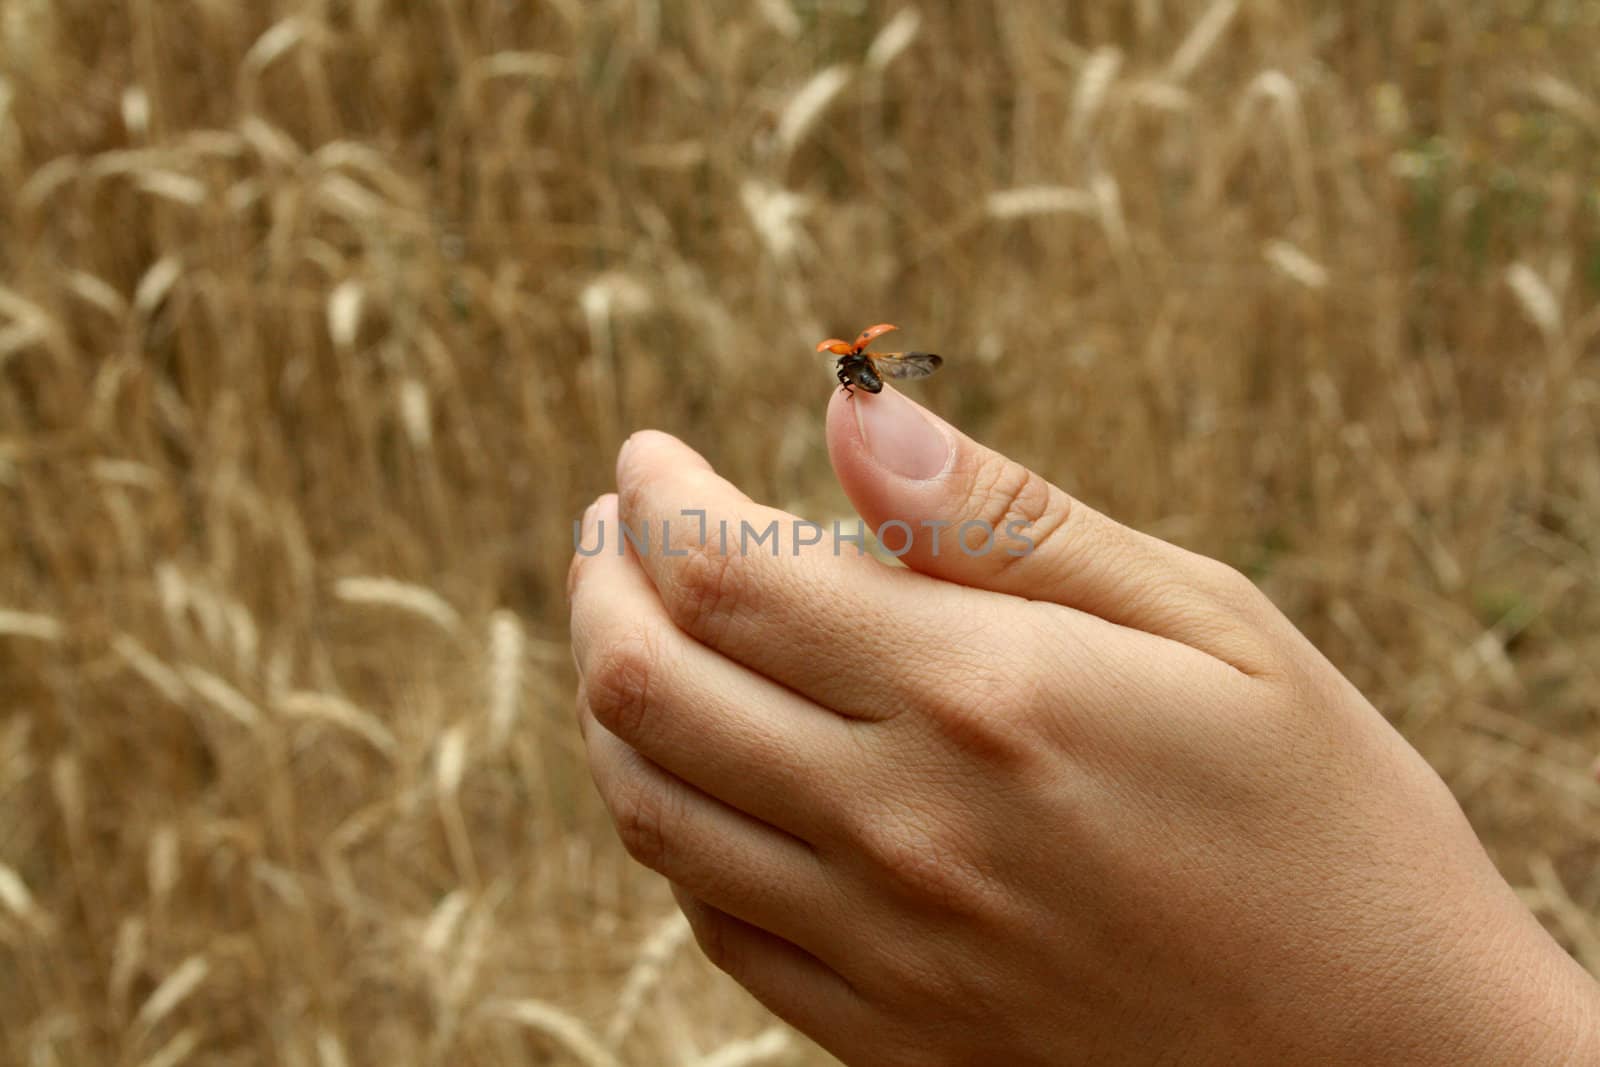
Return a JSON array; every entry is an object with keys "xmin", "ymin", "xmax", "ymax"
[{"xmin": 567, "ymin": 387, "xmax": 1599, "ymax": 1065}]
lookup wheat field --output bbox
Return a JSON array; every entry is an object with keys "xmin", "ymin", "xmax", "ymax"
[{"xmin": 2, "ymin": 1, "xmax": 1598, "ymax": 1064}]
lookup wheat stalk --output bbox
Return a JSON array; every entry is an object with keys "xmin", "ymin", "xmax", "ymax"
[
  {"xmin": 483, "ymin": 1000, "xmax": 623, "ymax": 1067},
  {"xmin": 777, "ymin": 66, "xmax": 852, "ymax": 157},
  {"xmin": 1506, "ymin": 263, "xmax": 1563, "ymax": 343},
  {"xmin": 1264, "ymin": 240, "xmax": 1329, "ymax": 291},
  {"xmin": 1169, "ymin": 0, "xmax": 1240, "ymax": 82},
  {"xmin": 0, "ymin": 609, "xmax": 62, "ymax": 642},
  {"xmin": 135, "ymin": 955, "xmax": 210, "ymax": 1031},
  {"xmin": 986, "ymin": 185, "xmax": 1095, "ymax": 220},
  {"xmin": 333, "ymin": 577, "xmax": 464, "ymax": 636},
  {"xmin": 866, "ymin": 8, "xmax": 922, "ymax": 71},
  {"xmin": 486, "ymin": 609, "xmax": 526, "ymax": 747},
  {"xmin": 605, "ymin": 910, "xmax": 693, "ymax": 1048},
  {"xmin": 276, "ymin": 690, "xmax": 399, "ymax": 758},
  {"xmin": 137, "ymin": 1028, "xmax": 203, "ymax": 1067},
  {"xmin": 690, "ymin": 1027, "xmax": 793, "ymax": 1067},
  {"xmin": 180, "ymin": 666, "xmax": 261, "ymax": 728}
]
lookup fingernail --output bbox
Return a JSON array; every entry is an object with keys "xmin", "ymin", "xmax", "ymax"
[{"xmin": 854, "ymin": 388, "xmax": 953, "ymax": 481}]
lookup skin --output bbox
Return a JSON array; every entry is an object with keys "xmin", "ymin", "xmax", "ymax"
[{"xmin": 567, "ymin": 386, "xmax": 1600, "ymax": 1066}]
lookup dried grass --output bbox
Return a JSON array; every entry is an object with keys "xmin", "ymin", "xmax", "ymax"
[{"xmin": 3, "ymin": 2, "xmax": 1599, "ymax": 1065}]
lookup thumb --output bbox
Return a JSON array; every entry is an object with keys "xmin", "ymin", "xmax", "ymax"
[{"xmin": 825, "ymin": 386, "xmax": 1275, "ymax": 669}]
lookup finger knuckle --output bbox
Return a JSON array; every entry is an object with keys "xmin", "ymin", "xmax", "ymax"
[
  {"xmin": 611, "ymin": 777, "xmax": 671, "ymax": 871},
  {"xmin": 1198, "ymin": 555, "xmax": 1266, "ymax": 612},
  {"xmin": 967, "ymin": 460, "xmax": 1072, "ymax": 571},
  {"xmin": 909, "ymin": 624, "xmax": 1053, "ymax": 767},
  {"xmin": 667, "ymin": 536, "xmax": 749, "ymax": 643},
  {"xmin": 687, "ymin": 908, "xmax": 738, "ymax": 974},
  {"xmin": 893, "ymin": 964, "xmax": 984, "ymax": 1025},
  {"xmin": 586, "ymin": 628, "xmax": 660, "ymax": 742},
  {"xmin": 921, "ymin": 678, "xmax": 1039, "ymax": 770},
  {"xmin": 852, "ymin": 811, "xmax": 991, "ymax": 919},
  {"xmin": 1179, "ymin": 556, "xmax": 1284, "ymax": 672}
]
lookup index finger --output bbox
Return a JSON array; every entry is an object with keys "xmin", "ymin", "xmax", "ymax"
[{"xmin": 609, "ymin": 431, "xmax": 1026, "ymax": 722}]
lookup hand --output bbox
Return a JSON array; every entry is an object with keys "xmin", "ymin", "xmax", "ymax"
[{"xmin": 567, "ymin": 387, "xmax": 1599, "ymax": 1066}]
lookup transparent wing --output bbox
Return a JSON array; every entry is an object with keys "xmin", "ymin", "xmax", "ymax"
[{"xmin": 872, "ymin": 352, "xmax": 942, "ymax": 380}]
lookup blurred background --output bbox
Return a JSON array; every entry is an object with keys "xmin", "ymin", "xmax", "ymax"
[{"xmin": 2, "ymin": 1, "xmax": 1598, "ymax": 1064}]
